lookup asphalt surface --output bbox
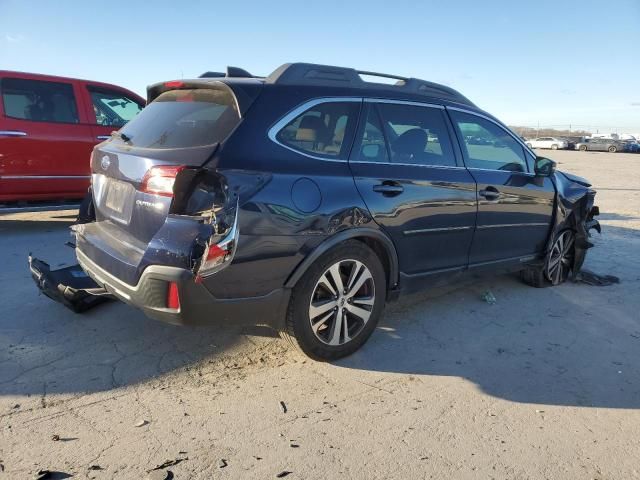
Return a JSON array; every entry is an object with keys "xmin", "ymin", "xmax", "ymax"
[{"xmin": 1, "ymin": 150, "xmax": 639, "ymax": 479}]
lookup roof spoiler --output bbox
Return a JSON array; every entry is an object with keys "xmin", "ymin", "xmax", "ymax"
[{"xmin": 199, "ymin": 66, "xmax": 255, "ymax": 79}]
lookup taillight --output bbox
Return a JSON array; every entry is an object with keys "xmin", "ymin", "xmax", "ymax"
[
  {"xmin": 164, "ymin": 80, "xmax": 185, "ymax": 88},
  {"xmin": 195, "ymin": 201, "xmax": 240, "ymax": 280},
  {"xmin": 140, "ymin": 165, "xmax": 186, "ymax": 197},
  {"xmin": 167, "ymin": 281, "xmax": 180, "ymax": 310}
]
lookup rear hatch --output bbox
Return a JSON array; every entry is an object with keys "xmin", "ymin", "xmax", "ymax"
[{"xmin": 79, "ymin": 83, "xmax": 244, "ymax": 284}]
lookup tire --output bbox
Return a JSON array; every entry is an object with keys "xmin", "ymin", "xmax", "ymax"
[
  {"xmin": 551, "ymin": 144, "xmax": 558, "ymax": 150},
  {"xmin": 282, "ymin": 240, "xmax": 386, "ymax": 360},
  {"xmin": 579, "ymin": 145, "xmax": 588, "ymax": 151},
  {"xmin": 521, "ymin": 229, "xmax": 576, "ymax": 288},
  {"xmin": 608, "ymin": 145, "xmax": 617, "ymax": 153}
]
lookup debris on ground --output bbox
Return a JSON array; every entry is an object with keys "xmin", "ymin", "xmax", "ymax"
[
  {"xmin": 134, "ymin": 419, "xmax": 148, "ymax": 427},
  {"xmin": 51, "ymin": 434, "xmax": 60, "ymax": 441},
  {"xmin": 279, "ymin": 401, "xmax": 288, "ymax": 413},
  {"xmin": 574, "ymin": 269, "xmax": 620, "ymax": 286},
  {"xmin": 34, "ymin": 470, "xmax": 73, "ymax": 479},
  {"xmin": 146, "ymin": 470, "xmax": 173, "ymax": 480},
  {"xmin": 481, "ymin": 290, "xmax": 497, "ymax": 304},
  {"xmin": 147, "ymin": 457, "xmax": 187, "ymax": 472},
  {"xmin": 276, "ymin": 471, "xmax": 293, "ymax": 478},
  {"xmin": 218, "ymin": 459, "xmax": 228, "ymax": 469},
  {"xmin": 88, "ymin": 465, "xmax": 103, "ymax": 470}
]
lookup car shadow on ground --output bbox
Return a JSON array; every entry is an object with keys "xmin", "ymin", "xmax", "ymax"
[
  {"xmin": 1, "ymin": 220, "xmax": 638, "ymax": 409},
  {"xmin": 340, "ymin": 225, "xmax": 640, "ymax": 409}
]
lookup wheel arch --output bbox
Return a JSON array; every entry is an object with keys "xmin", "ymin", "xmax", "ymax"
[{"xmin": 284, "ymin": 228, "xmax": 399, "ymax": 295}]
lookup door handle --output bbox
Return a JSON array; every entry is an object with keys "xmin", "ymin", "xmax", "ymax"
[
  {"xmin": 0, "ymin": 130, "xmax": 27, "ymax": 137},
  {"xmin": 96, "ymin": 135, "xmax": 111, "ymax": 141},
  {"xmin": 479, "ymin": 186, "xmax": 500, "ymax": 201},
  {"xmin": 373, "ymin": 181, "xmax": 404, "ymax": 196}
]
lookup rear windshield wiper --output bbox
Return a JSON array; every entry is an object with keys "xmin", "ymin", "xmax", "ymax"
[{"xmin": 111, "ymin": 131, "xmax": 132, "ymax": 143}]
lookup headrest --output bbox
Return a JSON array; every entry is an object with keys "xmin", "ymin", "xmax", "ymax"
[
  {"xmin": 296, "ymin": 115, "xmax": 328, "ymax": 142},
  {"xmin": 392, "ymin": 129, "xmax": 427, "ymax": 155}
]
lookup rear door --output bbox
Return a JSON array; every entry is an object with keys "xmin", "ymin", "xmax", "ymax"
[
  {"xmin": 0, "ymin": 75, "xmax": 94, "ymax": 201},
  {"xmin": 83, "ymin": 84, "xmax": 144, "ymax": 143},
  {"xmin": 349, "ymin": 100, "xmax": 477, "ymax": 278},
  {"xmin": 447, "ymin": 108, "xmax": 555, "ymax": 266}
]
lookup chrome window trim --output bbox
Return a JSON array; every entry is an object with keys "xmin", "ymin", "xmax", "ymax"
[
  {"xmin": 349, "ymin": 160, "xmax": 465, "ymax": 171},
  {"xmin": 364, "ymin": 98, "xmax": 445, "ymax": 109},
  {"xmin": 446, "ymin": 106, "xmax": 537, "ymax": 169},
  {"xmin": 267, "ymin": 97, "xmax": 363, "ymax": 163},
  {"xmin": 467, "ymin": 167, "xmax": 534, "ymax": 177}
]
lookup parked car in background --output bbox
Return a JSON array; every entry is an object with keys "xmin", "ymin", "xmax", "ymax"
[
  {"xmin": 623, "ymin": 140, "xmax": 640, "ymax": 153},
  {"xmin": 576, "ymin": 137, "xmax": 625, "ymax": 153},
  {"xmin": 53, "ymin": 62, "xmax": 600, "ymax": 360},
  {"xmin": 525, "ymin": 137, "xmax": 568, "ymax": 150},
  {"xmin": 0, "ymin": 71, "xmax": 145, "ymax": 204}
]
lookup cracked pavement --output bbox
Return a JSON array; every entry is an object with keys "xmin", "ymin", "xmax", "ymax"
[{"xmin": 1, "ymin": 150, "xmax": 639, "ymax": 479}]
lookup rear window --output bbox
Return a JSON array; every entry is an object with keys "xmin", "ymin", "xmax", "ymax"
[{"xmin": 119, "ymin": 89, "xmax": 239, "ymax": 149}]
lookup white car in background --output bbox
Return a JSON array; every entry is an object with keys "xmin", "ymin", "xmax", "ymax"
[{"xmin": 525, "ymin": 137, "xmax": 568, "ymax": 150}]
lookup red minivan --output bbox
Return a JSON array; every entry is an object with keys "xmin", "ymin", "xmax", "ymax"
[{"xmin": 0, "ymin": 71, "xmax": 145, "ymax": 203}]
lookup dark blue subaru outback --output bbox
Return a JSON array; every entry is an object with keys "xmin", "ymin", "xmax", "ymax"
[{"xmin": 64, "ymin": 63, "xmax": 600, "ymax": 360}]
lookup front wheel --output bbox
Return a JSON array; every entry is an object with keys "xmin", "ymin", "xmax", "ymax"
[
  {"xmin": 608, "ymin": 145, "xmax": 617, "ymax": 153},
  {"xmin": 551, "ymin": 144, "xmax": 558, "ymax": 150},
  {"xmin": 521, "ymin": 229, "xmax": 576, "ymax": 287},
  {"xmin": 282, "ymin": 240, "xmax": 386, "ymax": 360},
  {"xmin": 579, "ymin": 145, "xmax": 588, "ymax": 151}
]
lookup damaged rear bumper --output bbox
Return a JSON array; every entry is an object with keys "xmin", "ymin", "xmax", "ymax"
[{"xmin": 76, "ymin": 247, "xmax": 289, "ymax": 327}]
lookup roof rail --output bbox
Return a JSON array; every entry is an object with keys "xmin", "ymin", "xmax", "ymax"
[{"xmin": 265, "ymin": 63, "xmax": 474, "ymax": 106}]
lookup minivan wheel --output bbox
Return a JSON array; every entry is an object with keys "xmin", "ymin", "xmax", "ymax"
[
  {"xmin": 608, "ymin": 145, "xmax": 617, "ymax": 153},
  {"xmin": 282, "ymin": 240, "xmax": 386, "ymax": 360},
  {"xmin": 579, "ymin": 145, "xmax": 588, "ymax": 151},
  {"xmin": 551, "ymin": 144, "xmax": 558, "ymax": 150},
  {"xmin": 521, "ymin": 229, "xmax": 575, "ymax": 288}
]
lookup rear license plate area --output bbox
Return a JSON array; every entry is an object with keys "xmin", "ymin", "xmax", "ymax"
[{"xmin": 102, "ymin": 178, "xmax": 134, "ymax": 224}]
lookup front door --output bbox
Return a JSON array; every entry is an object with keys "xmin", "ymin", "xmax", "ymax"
[
  {"xmin": 84, "ymin": 85, "xmax": 144, "ymax": 143},
  {"xmin": 448, "ymin": 109, "xmax": 555, "ymax": 266},
  {"xmin": 349, "ymin": 101, "xmax": 477, "ymax": 279}
]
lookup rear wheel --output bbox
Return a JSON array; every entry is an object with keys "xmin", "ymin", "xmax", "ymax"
[
  {"xmin": 551, "ymin": 144, "xmax": 558, "ymax": 150},
  {"xmin": 522, "ymin": 229, "xmax": 576, "ymax": 287},
  {"xmin": 579, "ymin": 145, "xmax": 588, "ymax": 151},
  {"xmin": 608, "ymin": 145, "xmax": 617, "ymax": 153},
  {"xmin": 282, "ymin": 240, "xmax": 386, "ymax": 360}
]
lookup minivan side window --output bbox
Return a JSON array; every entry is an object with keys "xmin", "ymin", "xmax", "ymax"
[
  {"xmin": 376, "ymin": 103, "xmax": 456, "ymax": 167},
  {"xmin": 88, "ymin": 86, "xmax": 143, "ymax": 127},
  {"xmin": 1, "ymin": 78, "xmax": 79, "ymax": 124},
  {"xmin": 450, "ymin": 111, "xmax": 527, "ymax": 172},
  {"xmin": 276, "ymin": 102, "xmax": 360, "ymax": 158}
]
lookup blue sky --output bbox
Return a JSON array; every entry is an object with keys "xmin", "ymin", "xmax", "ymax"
[{"xmin": 1, "ymin": 0, "xmax": 639, "ymax": 132}]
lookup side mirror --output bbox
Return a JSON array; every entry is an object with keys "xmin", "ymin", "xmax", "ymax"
[{"xmin": 534, "ymin": 157, "xmax": 556, "ymax": 177}]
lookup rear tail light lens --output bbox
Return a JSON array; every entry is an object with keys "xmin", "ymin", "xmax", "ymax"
[
  {"xmin": 195, "ymin": 202, "xmax": 240, "ymax": 280},
  {"xmin": 166, "ymin": 281, "xmax": 180, "ymax": 310},
  {"xmin": 140, "ymin": 165, "xmax": 186, "ymax": 197}
]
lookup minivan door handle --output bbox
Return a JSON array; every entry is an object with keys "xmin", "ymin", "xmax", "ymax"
[
  {"xmin": 478, "ymin": 186, "xmax": 500, "ymax": 201},
  {"xmin": 373, "ymin": 181, "xmax": 404, "ymax": 196},
  {"xmin": 0, "ymin": 130, "xmax": 27, "ymax": 137}
]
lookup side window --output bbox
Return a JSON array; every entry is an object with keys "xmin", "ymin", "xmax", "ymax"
[
  {"xmin": 355, "ymin": 105, "xmax": 389, "ymax": 163},
  {"xmin": 88, "ymin": 87, "xmax": 143, "ymax": 127},
  {"xmin": 450, "ymin": 111, "xmax": 527, "ymax": 172},
  {"xmin": 1, "ymin": 77, "xmax": 79, "ymax": 123},
  {"xmin": 276, "ymin": 101, "xmax": 359, "ymax": 158},
  {"xmin": 376, "ymin": 103, "xmax": 456, "ymax": 167}
]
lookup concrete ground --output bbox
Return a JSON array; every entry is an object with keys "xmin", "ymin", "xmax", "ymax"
[{"xmin": 1, "ymin": 150, "xmax": 639, "ymax": 479}]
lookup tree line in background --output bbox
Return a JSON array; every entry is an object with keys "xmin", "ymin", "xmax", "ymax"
[{"xmin": 509, "ymin": 126, "xmax": 591, "ymax": 138}]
